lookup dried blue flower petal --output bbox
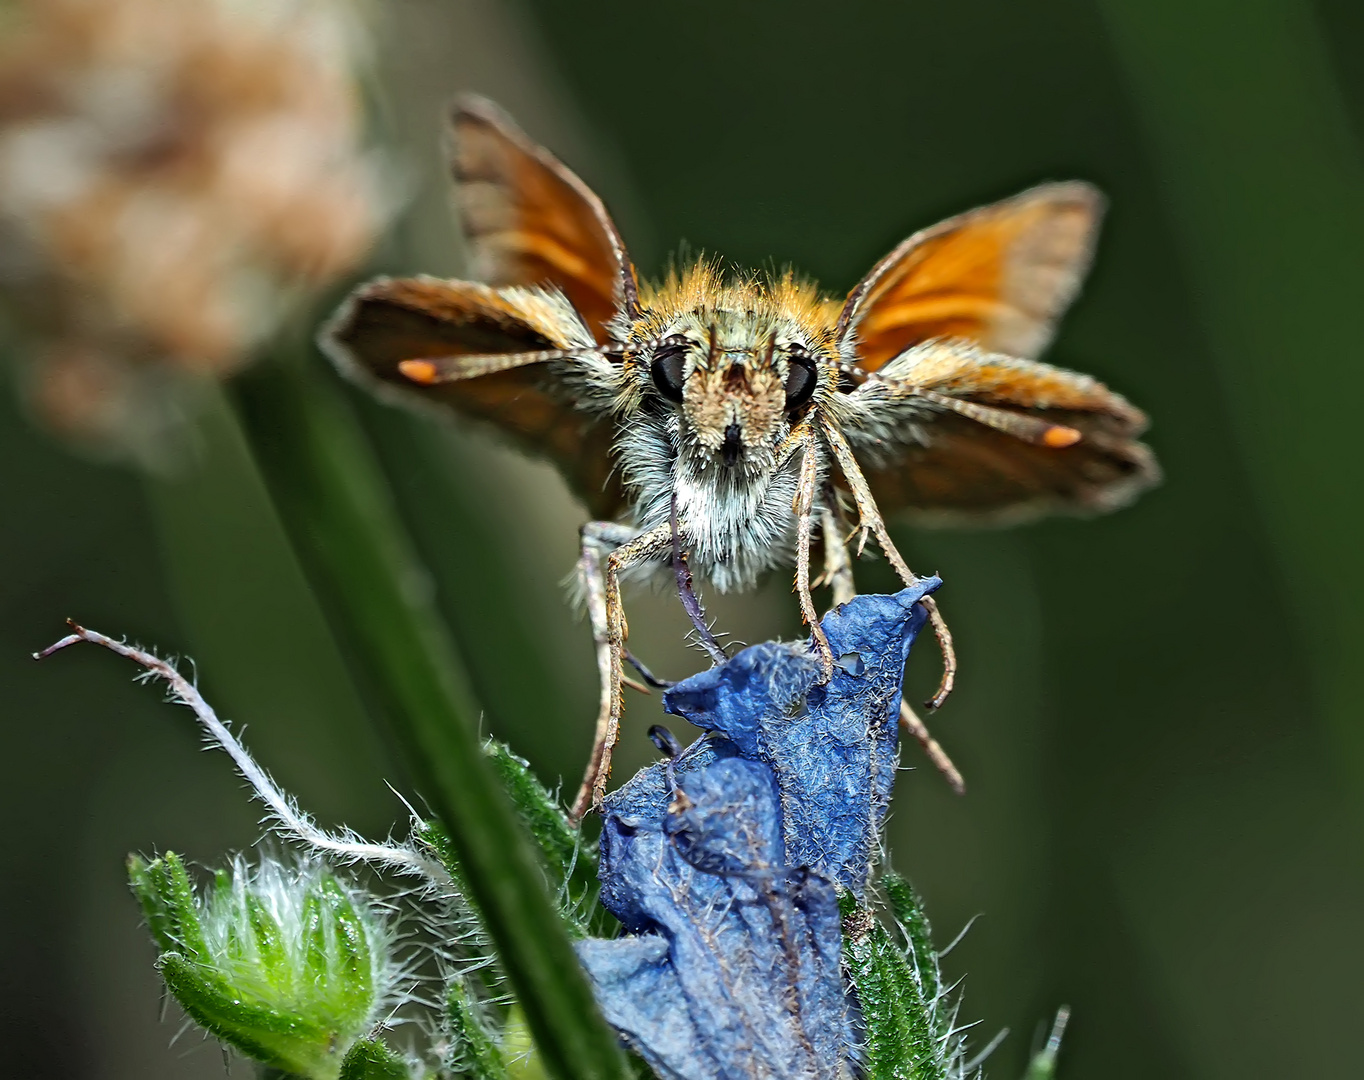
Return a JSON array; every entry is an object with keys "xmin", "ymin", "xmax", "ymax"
[
  {"xmin": 581, "ymin": 740, "xmax": 846, "ymax": 1080},
  {"xmin": 576, "ymin": 584, "xmax": 940, "ymax": 1080},
  {"xmin": 663, "ymin": 580, "xmax": 940, "ymax": 897}
]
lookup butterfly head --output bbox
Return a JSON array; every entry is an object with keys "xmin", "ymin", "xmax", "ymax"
[{"xmin": 628, "ymin": 266, "xmax": 838, "ymax": 474}]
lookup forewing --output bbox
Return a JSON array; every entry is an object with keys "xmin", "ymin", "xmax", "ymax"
[
  {"xmin": 323, "ymin": 276, "xmax": 625, "ymax": 519},
  {"xmin": 838, "ymin": 182, "xmax": 1103, "ymax": 369},
  {"xmin": 451, "ymin": 95, "xmax": 639, "ymax": 344},
  {"xmin": 836, "ymin": 343, "xmax": 1158, "ymax": 524}
]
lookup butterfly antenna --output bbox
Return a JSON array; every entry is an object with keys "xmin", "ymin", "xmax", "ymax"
[{"xmin": 397, "ymin": 347, "xmax": 603, "ymax": 386}]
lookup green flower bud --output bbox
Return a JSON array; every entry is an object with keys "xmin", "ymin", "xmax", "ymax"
[
  {"xmin": 128, "ymin": 852, "xmax": 399, "ymax": 1080},
  {"xmin": 340, "ymin": 1037, "xmax": 414, "ymax": 1080},
  {"xmin": 444, "ymin": 979, "xmax": 507, "ymax": 1080}
]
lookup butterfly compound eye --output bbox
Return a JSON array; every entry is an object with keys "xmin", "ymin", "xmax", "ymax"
[
  {"xmin": 784, "ymin": 353, "xmax": 818, "ymax": 411},
  {"xmin": 650, "ymin": 340, "xmax": 688, "ymax": 403}
]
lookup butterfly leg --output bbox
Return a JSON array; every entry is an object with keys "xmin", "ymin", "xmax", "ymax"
[
  {"xmin": 573, "ymin": 523, "xmax": 621, "ymax": 824},
  {"xmin": 821, "ymin": 420, "xmax": 957, "ymax": 708},
  {"xmin": 815, "ymin": 493, "xmax": 964, "ymax": 787},
  {"xmin": 571, "ymin": 520, "xmax": 673, "ymax": 823},
  {"xmin": 898, "ymin": 701, "xmax": 966, "ymax": 793},
  {"xmin": 819, "ymin": 501, "xmax": 857, "ymax": 607},
  {"xmin": 791, "ymin": 426, "xmax": 835, "ymax": 678}
]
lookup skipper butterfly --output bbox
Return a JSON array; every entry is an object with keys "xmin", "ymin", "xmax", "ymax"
[{"xmin": 324, "ymin": 97, "xmax": 1158, "ymax": 819}]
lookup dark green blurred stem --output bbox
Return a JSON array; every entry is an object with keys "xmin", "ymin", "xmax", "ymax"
[
  {"xmin": 351, "ymin": 399, "xmax": 586, "ymax": 779},
  {"xmin": 1098, "ymin": 0, "xmax": 1364, "ymax": 807},
  {"xmin": 228, "ymin": 352, "xmax": 628, "ymax": 1080}
]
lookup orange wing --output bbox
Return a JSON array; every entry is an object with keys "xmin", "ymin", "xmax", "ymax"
[
  {"xmin": 323, "ymin": 276, "xmax": 625, "ymax": 519},
  {"xmin": 831, "ymin": 184, "xmax": 1158, "ymax": 522},
  {"xmin": 451, "ymin": 96, "xmax": 639, "ymax": 344},
  {"xmin": 834, "ymin": 340, "xmax": 1159, "ymax": 524},
  {"xmin": 838, "ymin": 182, "xmax": 1103, "ymax": 369},
  {"xmin": 853, "ymin": 399, "xmax": 1158, "ymax": 526}
]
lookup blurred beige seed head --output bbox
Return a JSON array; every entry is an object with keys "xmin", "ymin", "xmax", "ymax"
[{"xmin": 0, "ymin": 0, "xmax": 384, "ymax": 463}]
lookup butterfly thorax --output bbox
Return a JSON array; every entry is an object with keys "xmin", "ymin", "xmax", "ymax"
[{"xmin": 606, "ymin": 266, "xmax": 841, "ymax": 592}]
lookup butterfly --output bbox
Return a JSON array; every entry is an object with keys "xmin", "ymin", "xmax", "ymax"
[{"xmin": 323, "ymin": 96, "xmax": 1159, "ymax": 821}]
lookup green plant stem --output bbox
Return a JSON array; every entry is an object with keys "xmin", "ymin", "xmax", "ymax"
[{"xmin": 228, "ymin": 352, "xmax": 628, "ymax": 1080}]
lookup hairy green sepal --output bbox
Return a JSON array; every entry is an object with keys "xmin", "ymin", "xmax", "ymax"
[
  {"xmin": 129, "ymin": 852, "xmax": 388, "ymax": 1080},
  {"xmin": 841, "ymin": 872, "xmax": 960, "ymax": 1080}
]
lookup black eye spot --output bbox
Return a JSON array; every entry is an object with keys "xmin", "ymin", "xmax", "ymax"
[
  {"xmin": 784, "ymin": 353, "xmax": 818, "ymax": 412},
  {"xmin": 650, "ymin": 338, "xmax": 688, "ymax": 403}
]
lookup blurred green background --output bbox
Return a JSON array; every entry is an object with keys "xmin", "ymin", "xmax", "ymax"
[{"xmin": 6, "ymin": 0, "xmax": 1364, "ymax": 1076}]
